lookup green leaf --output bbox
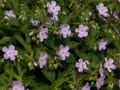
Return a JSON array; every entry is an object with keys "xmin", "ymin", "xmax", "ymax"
[{"xmin": 0, "ymin": 36, "xmax": 11, "ymax": 45}]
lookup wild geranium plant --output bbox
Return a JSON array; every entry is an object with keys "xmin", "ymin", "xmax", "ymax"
[{"xmin": 0, "ymin": 0, "xmax": 120, "ymax": 90}]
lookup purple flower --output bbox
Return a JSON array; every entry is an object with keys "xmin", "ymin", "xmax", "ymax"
[
  {"xmin": 98, "ymin": 39, "xmax": 107, "ymax": 51},
  {"xmin": 80, "ymin": 83, "xmax": 91, "ymax": 90},
  {"xmin": 99, "ymin": 63, "xmax": 105, "ymax": 79},
  {"xmin": 104, "ymin": 57, "xmax": 116, "ymax": 72},
  {"xmin": 37, "ymin": 27, "xmax": 48, "ymax": 42},
  {"xmin": 38, "ymin": 52, "xmax": 47, "ymax": 68},
  {"xmin": 118, "ymin": 0, "xmax": 120, "ymax": 2},
  {"xmin": 95, "ymin": 77, "xmax": 104, "ymax": 89},
  {"xmin": 88, "ymin": 11, "xmax": 92, "ymax": 17},
  {"xmin": 110, "ymin": 10, "xmax": 119, "ymax": 19},
  {"xmin": 4, "ymin": 10, "xmax": 16, "ymax": 20},
  {"xmin": 58, "ymin": 24, "xmax": 71, "ymax": 38},
  {"xmin": 2, "ymin": 45, "xmax": 18, "ymax": 61},
  {"xmin": 30, "ymin": 19, "xmax": 40, "ymax": 26},
  {"xmin": 75, "ymin": 58, "xmax": 89, "ymax": 72},
  {"xmin": 75, "ymin": 25, "xmax": 88, "ymax": 38},
  {"xmin": 56, "ymin": 45, "xmax": 70, "ymax": 60},
  {"xmin": 10, "ymin": 81, "xmax": 24, "ymax": 90},
  {"xmin": 47, "ymin": 1, "xmax": 61, "ymax": 15},
  {"xmin": 96, "ymin": 3, "xmax": 108, "ymax": 17}
]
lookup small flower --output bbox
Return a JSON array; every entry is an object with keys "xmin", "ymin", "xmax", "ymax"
[
  {"xmin": 38, "ymin": 52, "xmax": 47, "ymax": 68},
  {"xmin": 37, "ymin": 27, "xmax": 48, "ymax": 42},
  {"xmin": 88, "ymin": 11, "xmax": 92, "ymax": 17},
  {"xmin": 118, "ymin": 0, "xmax": 120, "ymax": 2},
  {"xmin": 30, "ymin": 19, "xmax": 40, "ymax": 26},
  {"xmin": 4, "ymin": 10, "xmax": 16, "ymax": 20},
  {"xmin": 75, "ymin": 25, "xmax": 88, "ymax": 38},
  {"xmin": 2, "ymin": 45, "xmax": 18, "ymax": 61},
  {"xmin": 95, "ymin": 77, "xmax": 104, "ymax": 89},
  {"xmin": 104, "ymin": 57, "xmax": 116, "ymax": 72},
  {"xmin": 96, "ymin": 3, "xmax": 108, "ymax": 17},
  {"xmin": 98, "ymin": 39, "xmax": 107, "ymax": 51},
  {"xmin": 110, "ymin": 10, "xmax": 119, "ymax": 19},
  {"xmin": 10, "ymin": 81, "xmax": 24, "ymax": 90},
  {"xmin": 56, "ymin": 45, "xmax": 70, "ymax": 60},
  {"xmin": 58, "ymin": 24, "xmax": 71, "ymax": 38},
  {"xmin": 80, "ymin": 83, "xmax": 91, "ymax": 90},
  {"xmin": 99, "ymin": 63, "xmax": 105, "ymax": 79},
  {"xmin": 47, "ymin": 1, "xmax": 61, "ymax": 15},
  {"xmin": 75, "ymin": 58, "xmax": 89, "ymax": 72}
]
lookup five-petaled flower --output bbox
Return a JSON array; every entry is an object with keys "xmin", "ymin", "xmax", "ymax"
[
  {"xmin": 75, "ymin": 24, "xmax": 89, "ymax": 38},
  {"xmin": 58, "ymin": 24, "xmax": 71, "ymax": 38},
  {"xmin": 98, "ymin": 39, "xmax": 107, "ymax": 51},
  {"xmin": 2, "ymin": 45, "xmax": 18, "ymax": 61},
  {"xmin": 96, "ymin": 3, "xmax": 108, "ymax": 17},
  {"xmin": 37, "ymin": 27, "xmax": 48, "ymax": 42},
  {"xmin": 75, "ymin": 58, "xmax": 89, "ymax": 72},
  {"xmin": 80, "ymin": 83, "xmax": 91, "ymax": 90},
  {"xmin": 104, "ymin": 57, "xmax": 116, "ymax": 73},
  {"xmin": 30, "ymin": 19, "xmax": 40, "ymax": 26},
  {"xmin": 4, "ymin": 10, "xmax": 16, "ymax": 20},
  {"xmin": 47, "ymin": 1, "xmax": 61, "ymax": 15},
  {"xmin": 10, "ymin": 81, "xmax": 24, "ymax": 90},
  {"xmin": 56, "ymin": 45, "xmax": 70, "ymax": 60},
  {"xmin": 95, "ymin": 77, "xmax": 104, "ymax": 89},
  {"xmin": 38, "ymin": 52, "xmax": 47, "ymax": 68}
]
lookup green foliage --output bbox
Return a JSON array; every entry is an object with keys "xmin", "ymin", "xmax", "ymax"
[{"xmin": 0, "ymin": 0, "xmax": 120, "ymax": 90}]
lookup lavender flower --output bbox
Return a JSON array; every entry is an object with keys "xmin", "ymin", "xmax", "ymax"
[
  {"xmin": 52, "ymin": 15, "xmax": 59, "ymax": 21},
  {"xmin": 37, "ymin": 27, "xmax": 48, "ymax": 42},
  {"xmin": 47, "ymin": 1, "xmax": 61, "ymax": 15},
  {"xmin": 110, "ymin": 10, "xmax": 119, "ymax": 19},
  {"xmin": 96, "ymin": 3, "xmax": 108, "ymax": 17},
  {"xmin": 38, "ymin": 52, "xmax": 47, "ymax": 68},
  {"xmin": 58, "ymin": 24, "xmax": 71, "ymax": 38},
  {"xmin": 56, "ymin": 45, "xmax": 70, "ymax": 60},
  {"xmin": 2, "ymin": 45, "xmax": 18, "ymax": 61},
  {"xmin": 88, "ymin": 11, "xmax": 92, "ymax": 17},
  {"xmin": 118, "ymin": 0, "xmax": 120, "ymax": 2},
  {"xmin": 75, "ymin": 58, "xmax": 89, "ymax": 72},
  {"xmin": 104, "ymin": 57, "xmax": 116, "ymax": 72},
  {"xmin": 80, "ymin": 83, "xmax": 91, "ymax": 90},
  {"xmin": 4, "ymin": 10, "xmax": 16, "ymax": 20},
  {"xmin": 99, "ymin": 63, "xmax": 105, "ymax": 79},
  {"xmin": 75, "ymin": 25, "xmax": 88, "ymax": 38},
  {"xmin": 30, "ymin": 19, "xmax": 40, "ymax": 26},
  {"xmin": 10, "ymin": 81, "xmax": 24, "ymax": 90},
  {"xmin": 95, "ymin": 77, "xmax": 104, "ymax": 89},
  {"xmin": 98, "ymin": 39, "xmax": 107, "ymax": 51}
]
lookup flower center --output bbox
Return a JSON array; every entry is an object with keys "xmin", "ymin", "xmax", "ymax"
[
  {"xmin": 40, "ymin": 32, "xmax": 44, "ymax": 36},
  {"xmin": 82, "ymin": 87, "xmax": 86, "ymax": 90},
  {"xmin": 60, "ymin": 50, "xmax": 65, "ymax": 55},
  {"xmin": 80, "ymin": 29, "xmax": 84, "ymax": 33},
  {"xmin": 99, "ymin": 8, "xmax": 104, "ymax": 14},
  {"xmin": 106, "ymin": 62, "xmax": 110, "ymax": 67},
  {"xmin": 7, "ymin": 50, "xmax": 12, "ymax": 56},
  {"xmin": 62, "ymin": 28, "xmax": 66, "ymax": 33},
  {"xmin": 39, "ymin": 57, "xmax": 44, "ymax": 62},
  {"xmin": 100, "ymin": 43, "xmax": 104, "ymax": 47},
  {"xmin": 13, "ymin": 86, "xmax": 18, "ymax": 90}
]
